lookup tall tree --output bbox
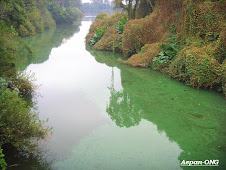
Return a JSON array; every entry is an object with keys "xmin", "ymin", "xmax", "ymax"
[
  {"xmin": 113, "ymin": 0, "xmax": 138, "ymax": 19},
  {"xmin": 113, "ymin": 0, "xmax": 155, "ymax": 19},
  {"xmin": 136, "ymin": 0, "xmax": 155, "ymax": 18}
]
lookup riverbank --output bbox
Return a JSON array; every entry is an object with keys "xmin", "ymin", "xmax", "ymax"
[
  {"xmin": 0, "ymin": 0, "xmax": 83, "ymax": 78},
  {"xmin": 6, "ymin": 20, "xmax": 225, "ymax": 168},
  {"xmin": 0, "ymin": 1, "xmax": 83, "ymax": 169},
  {"xmin": 86, "ymin": 0, "xmax": 225, "ymax": 97}
]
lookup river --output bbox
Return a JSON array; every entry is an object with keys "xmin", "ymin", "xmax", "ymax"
[{"xmin": 8, "ymin": 17, "xmax": 226, "ymax": 169}]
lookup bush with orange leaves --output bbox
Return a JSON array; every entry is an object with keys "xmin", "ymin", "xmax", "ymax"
[
  {"xmin": 169, "ymin": 46, "xmax": 221, "ymax": 89},
  {"xmin": 122, "ymin": 43, "xmax": 161, "ymax": 67},
  {"xmin": 122, "ymin": 0, "xmax": 183, "ymax": 57},
  {"xmin": 85, "ymin": 12, "xmax": 127, "ymax": 45}
]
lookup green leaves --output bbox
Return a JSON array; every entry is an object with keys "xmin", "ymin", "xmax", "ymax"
[
  {"xmin": 47, "ymin": 2, "xmax": 82, "ymax": 24},
  {"xmin": 0, "ymin": 78, "xmax": 8, "ymax": 89},
  {"xmin": 152, "ymin": 43, "xmax": 181, "ymax": 70},
  {"xmin": 0, "ymin": 88, "xmax": 51, "ymax": 154},
  {"xmin": 161, "ymin": 43, "xmax": 181, "ymax": 59},
  {"xmin": 116, "ymin": 16, "xmax": 128, "ymax": 34},
  {"xmin": 89, "ymin": 27, "xmax": 107, "ymax": 45},
  {"xmin": 0, "ymin": 147, "xmax": 7, "ymax": 170},
  {"xmin": 152, "ymin": 56, "xmax": 170, "ymax": 70}
]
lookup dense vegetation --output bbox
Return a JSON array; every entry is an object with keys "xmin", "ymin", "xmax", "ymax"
[
  {"xmin": 47, "ymin": 0, "xmax": 83, "ymax": 24},
  {"xmin": 86, "ymin": 0, "xmax": 226, "ymax": 96},
  {"xmin": 86, "ymin": 12, "xmax": 127, "ymax": 53},
  {"xmin": 0, "ymin": 0, "xmax": 83, "ymax": 36},
  {"xmin": 0, "ymin": 0, "xmax": 82, "ymax": 168},
  {"xmin": 90, "ymin": 27, "xmax": 108, "ymax": 45}
]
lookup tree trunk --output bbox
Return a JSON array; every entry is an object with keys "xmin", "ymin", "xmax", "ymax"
[
  {"xmin": 128, "ymin": 0, "xmax": 132, "ymax": 19},
  {"xmin": 132, "ymin": 0, "xmax": 139, "ymax": 19}
]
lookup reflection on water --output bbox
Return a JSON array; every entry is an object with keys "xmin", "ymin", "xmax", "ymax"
[
  {"xmin": 10, "ymin": 19, "xmax": 226, "ymax": 169},
  {"xmin": 55, "ymin": 121, "xmax": 182, "ymax": 170},
  {"xmin": 89, "ymin": 49, "xmax": 226, "ymax": 169},
  {"xmin": 107, "ymin": 68, "xmax": 142, "ymax": 128},
  {"xmin": 17, "ymin": 21, "xmax": 81, "ymax": 70}
]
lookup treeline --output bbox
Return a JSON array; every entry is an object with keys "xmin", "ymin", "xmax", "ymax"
[
  {"xmin": 86, "ymin": 0, "xmax": 226, "ymax": 96},
  {"xmin": 0, "ymin": 0, "xmax": 83, "ymax": 81},
  {"xmin": 80, "ymin": 1, "xmax": 119, "ymax": 16},
  {"xmin": 47, "ymin": 0, "xmax": 83, "ymax": 24},
  {"xmin": 0, "ymin": 0, "xmax": 83, "ymax": 36},
  {"xmin": 0, "ymin": 0, "xmax": 82, "ymax": 169}
]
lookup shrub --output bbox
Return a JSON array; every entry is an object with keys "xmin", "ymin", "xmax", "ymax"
[
  {"xmin": 160, "ymin": 43, "xmax": 181, "ymax": 59},
  {"xmin": 152, "ymin": 55, "xmax": 170, "ymax": 70},
  {"xmin": 18, "ymin": 24, "xmax": 29, "ymax": 36},
  {"xmin": 24, "ymin": 20, "xmax": 36, "ymax": 36},
  {"xmin": 85, "ymin": 12, "xmax": 127, "ymax": 44},
  {"xmin": 169, "ymin": 47, "xmax": 221, "ymax": 89},
  {"xmin": 93, "ymin": 26, "xmax": 123, "ymax": 52},
  {"xmin": 12, "ymin": 71, "xmax": 36, "ymax": 96},
  {"xmin": 0, "ymin": 147, "xmax": 7, "ymax": 170},
  {"xmin": 152, "ymin": 43, "xmax": 181, "ymax": 70},
  {"xmin": 0, "ymin": 21, "xmax": 18, "ymax": 78},
  {"xmin": 116, "ymin": 16, "xmax": 128, "ymax": 34},
  {"xmin": 121, "ymin": 0, "xmax": 181, "ymax": 57},
  {"xmin": 0, "ymin": 88, "xmax": 50, "ymax": 152},
  {"xmin": 122, "ymin": 43, "xmax": 161, "ymax": 67},
  {"xmin": 95, "ymin": 13, "xmax": 108, "ymax": 20},
  {"xmin": 89, "ymin": 27, "xmax": 107, "ymax": 45},
  {"xmin": 0, "ymin": 78, "xmax": 8, "ymax": 89}
]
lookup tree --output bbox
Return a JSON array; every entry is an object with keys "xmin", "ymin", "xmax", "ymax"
[
  {"xmin": 113, "ymin": 0, "xmax": 138, "ymax": 19},
  {"xmin": 113, "ymin": 0, "xmax": 155, "ymax": 19},
  {"xmin": 136, "ymin": 0, "xmax": 156, "ymax": 18}
]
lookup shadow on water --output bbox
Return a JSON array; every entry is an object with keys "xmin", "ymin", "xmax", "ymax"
[
  {"xmin": 16, "ymin": 21, "xmax": 81, "ymax": 71},
  {"xmin": 3, "ymin": 144, "xmax": 53, "ymax": 170},
  {"xmin": 87, "ymin": 46, "xmax": 226, "ymax": 169}
]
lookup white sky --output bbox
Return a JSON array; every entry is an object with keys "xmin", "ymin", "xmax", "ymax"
[
  {"xmin": 82, "ymin": 0, "xmax": 113, "ymax": 3},
  {"xmin": 82, "ymin": 0, "xmax": 91, "ymax": 3}
]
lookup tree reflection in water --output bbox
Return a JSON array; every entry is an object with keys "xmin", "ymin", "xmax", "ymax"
[
  {"xmin": 89, "ymin": 48, "xmax": 226, "ymax": 168},
  {"xmin": 107, "ymin": 68, "xmax": 142, "ymax": 128}
]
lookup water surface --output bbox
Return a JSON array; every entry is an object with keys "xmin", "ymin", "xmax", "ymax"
[{"xmin": 12, "ymin": 19, "xmax": 226, "ymax": 169}]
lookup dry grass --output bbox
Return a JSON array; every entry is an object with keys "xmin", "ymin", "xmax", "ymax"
[
  {"xmin": 169, "ymin": 45, "xmax": 222, "ymax": 89},
  {"xmin": 122, "ymin": 0, "xmax": 183, "ymax": 56},
  {"xmin": 94, "ymin": 26, "xmax": 122, "ymax": 52},
  {"xmin": 85, "ymin": 12, "xmax": 127, "ymax": 44},
  {"xmin": 122, "ymin": 43, "xmax": 161, "ymax": 67}
]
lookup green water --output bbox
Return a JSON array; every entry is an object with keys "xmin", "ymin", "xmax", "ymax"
[
  {"xmin": 9, "ymin": 19, "xmax": 226, "ymax": 169},
  {"xmin": 88, "ymin": 49, "xmax": 226, "ymax": 169}
]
